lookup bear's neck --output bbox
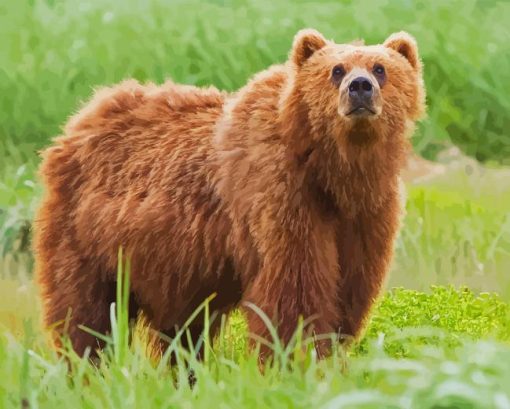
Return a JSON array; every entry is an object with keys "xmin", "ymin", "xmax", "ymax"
[{"xmin": 305, "ymin": 125, "xmax": 409, "ymax": 218}]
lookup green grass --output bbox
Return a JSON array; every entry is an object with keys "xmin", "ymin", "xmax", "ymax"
[
  {"xmin": 391, "ymin": 164, "xmax": 510, "ymax": 298},
  {"xmin": 1, "ymin": 0, "xmax": 510, "ymax": 293},
  {"xmin": 0, "ymin": 152, "xmax": 39, "ymax": 274},
  {"xmin": 1, "ymin": 0, "xmax": 510, "ymax": 162},
  {"xmin": 2, "ymin": 0, "xmax": 510, "ymax": 294},
  {"xmin": 1, "ymin": 282, "xmax": 510, "ymax": 409}
]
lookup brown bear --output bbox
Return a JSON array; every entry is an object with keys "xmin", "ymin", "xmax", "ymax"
[{"xmin": 34, "ymin": 28, "xmax": 425, "ymax": 359}]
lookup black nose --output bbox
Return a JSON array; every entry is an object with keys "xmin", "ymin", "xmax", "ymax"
[{"xmin": 348, "ymin": 77, "xmax": 373, "ymax": 100}]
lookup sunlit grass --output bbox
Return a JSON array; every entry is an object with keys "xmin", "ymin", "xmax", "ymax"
[
  {"xmin": 1, "ymin": 275, "xmax": 510, "ymax": 408},
  {"xmin": 1, "ymin": 0, "xmax": 510, "ymax": 294},
  {"xmin": 391, "ymin": 162, "xmax": 510, "ymax": 297}
]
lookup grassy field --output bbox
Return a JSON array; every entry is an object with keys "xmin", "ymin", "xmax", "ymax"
[
  {"xmin": 1, "ymin": 0, "xmax": 510, "ymax": 161},
  {"xmin": 1, "ymin": 0, "xmax": 510, "ymax": 407},
  {"xmin": 2, "ymin": 268, "xmax": 510, "ymax": 408}
]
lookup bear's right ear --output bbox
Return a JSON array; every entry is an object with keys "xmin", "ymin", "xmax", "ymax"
[
  {"xmin": 384, "ymin": 31, "xmax": 421, "ymax": 70},
  {"xmin": 290, "ymin": 29, "xmax": 327, "ymax": 67}
]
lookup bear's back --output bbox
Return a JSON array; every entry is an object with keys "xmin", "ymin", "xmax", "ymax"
[
  {"xmin": 40, "ymin": 80, "xmax": 226, "ymax": 195},
  {"xmin": 36, "ymin": 79, "xmax": 230, "ymax": 272}
]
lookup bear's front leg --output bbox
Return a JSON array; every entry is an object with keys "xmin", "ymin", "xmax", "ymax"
[
  {"xmin": 242, "ymin": 207, "xmax": 340, "ymax": 359},
  {"xmin": 337, "ymin": 193, "xmax": 401, "ymax": 341}
]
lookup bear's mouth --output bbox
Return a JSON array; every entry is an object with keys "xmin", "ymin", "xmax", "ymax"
[{"xmin": 346, "ymin": 105, "xmax": 377, "ymax": 117}]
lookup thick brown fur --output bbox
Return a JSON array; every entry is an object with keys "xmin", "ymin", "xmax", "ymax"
[{"xmin": 34, "ymin": 29, "xmax": 425, "ymax": 359}]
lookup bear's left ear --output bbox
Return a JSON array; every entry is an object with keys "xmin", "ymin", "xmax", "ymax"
[
  {"xmin": 290, "ymin": 28, "xmax": 327, "ymax": 67},
  {"xmin": 384, "ymin": 32, "xmax": 420, "ymax": 70}
]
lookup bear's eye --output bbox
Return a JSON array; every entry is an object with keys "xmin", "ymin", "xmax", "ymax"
[
  {"xmin": 373, "ymin": 64, "xmax": 385, "ymax": 76},
  {"xmin": 331, "ymin": 65, "xmax": 345, "ymax": 80}
]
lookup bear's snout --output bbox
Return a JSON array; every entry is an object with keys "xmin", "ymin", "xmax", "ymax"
[{"xmin": 347, "ymin": 76, "xmax": 376, "ymax": 117}]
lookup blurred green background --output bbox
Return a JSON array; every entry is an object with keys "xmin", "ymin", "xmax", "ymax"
[
  {"xmin": 1, "ymin": 0, "xmax": 510, "ymax": 296},
  {"xmin": 2, "ymin": 0, "xmax": 510, "ymax": 160}
]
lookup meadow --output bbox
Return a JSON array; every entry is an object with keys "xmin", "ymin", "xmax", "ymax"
[{"xmin": 1, "ymin": 0, "xmax": 510, "ymax": 407}]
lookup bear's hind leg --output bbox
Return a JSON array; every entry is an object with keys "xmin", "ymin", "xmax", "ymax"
[{"xmin": 39, "ymin": 257, "xmax": 116, "ymax": 358}]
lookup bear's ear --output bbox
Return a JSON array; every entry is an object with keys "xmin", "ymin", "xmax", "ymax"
[
  {"xmin": 290, "ymin": 29, "xmax": 327, "ymax": 67},
  {"xmin": 384, "ymin": 31, "xmax": 420, "ymax": 70}
]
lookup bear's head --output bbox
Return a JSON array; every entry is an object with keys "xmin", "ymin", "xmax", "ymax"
[{"xmin": 281, "ymin": 29, "xmax": 425, "ymax": 154}]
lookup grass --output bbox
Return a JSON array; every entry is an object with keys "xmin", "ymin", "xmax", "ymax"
[
  {"xmin": 1, "ymin": 280, "xmax": 510, "ymax": 408},
  {"xmin": 2, "ymin": 0, "xmax": 510, "ymax": 294},
  {"xmin": 1, "ymin": 0, "xmax": 510, "ymax": 162},
  {"xmin": 392, "ymin": 161, "xmax": 510, "ymax": 297},
  {"xmin": 2, "ymin": 332, "xmax": 510, "ymax": 408}
]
